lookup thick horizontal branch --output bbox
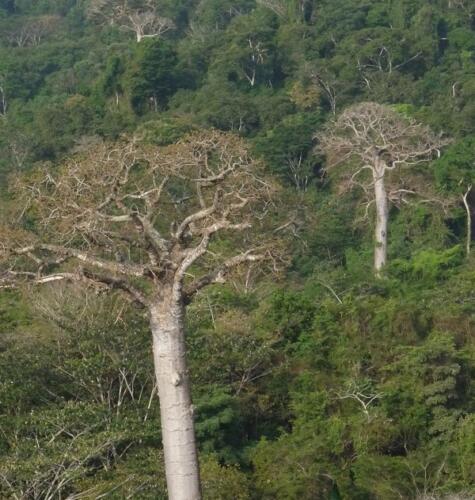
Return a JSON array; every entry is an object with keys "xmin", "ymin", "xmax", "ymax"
[
  {"xmin": 0, "ymin": 268, "xmax": 148, "ymax": 307},
  {"xmin": 0, "ymin": 271, "xmax": 79, "ymax": 289},
  {"xmin": 11, "ymin": 244, "xmax": 148, "ymax": 278},
  {"xmin": 82, "ymin": 269, "xmax": 148, "ymax": 306}
]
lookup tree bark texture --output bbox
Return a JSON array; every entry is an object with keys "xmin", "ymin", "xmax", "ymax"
[
  {"xmin": 150, "ymin": 294, "xmax": 201, "ymax": 500},
  {"xmin": 373, "ymin": 166, "xmax": 389, "ymax": 275},
  {"xmin": 463, "ymin": 185, "xmax": 472, "ymax": 258}
]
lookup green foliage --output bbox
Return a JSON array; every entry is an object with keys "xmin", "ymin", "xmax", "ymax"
[
  {"xmin": 128, "ymin": 38, "xmax": 179, "ymax": 114},
  {"xmin": 389, "ymin": 203, "xmax": 450, "ymax": 260},
  {"xmin": 253, "ymin": 111, "xmax": 323, "ymax": 183},
  {"xmin": 194, "ymin": 385, "xmax": 240, "ymax": 461},
  {"xmin": 384, "ymin": 331, "xmax": 465, "ymax": 441},
  {"xmin": 172, "ymin": 81, "xmax": 260, "ymax": 132},
  {"xmin": 267, "ymin": 289, "xmax": 317, "ymax": 342},
  {"xmin": 391, "ymin": 245, "xmax": 463, "ymax": 283},
  {"xmin": 0, "ymin": 0, "xmax": 474, "ymax": 497},
  {"xmin": 200, "ymin": 455, "xmax": 251, "ymax": 499},
  {"xmin": 136, "ymin": 116, "xmax": 195, "ymax": 145},
  {"xmin": 209, "ymin": 9, "xmax": 280, "ymax": 89},
  {"xmin": 434, "ymin": 136, "xmax": 475, "ymax": 192}
]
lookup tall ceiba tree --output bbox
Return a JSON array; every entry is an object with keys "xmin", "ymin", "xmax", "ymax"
[
  {"xmin": 86, "ymin": 0, "xmax": 175, "ymax": 42},
  {"xmin": 0, "ymin": 130, "xmax": 280, "ymax": 500},
  {"xmin": 316, "ymin": 102, "xmax": 449, "ymax": 275}
]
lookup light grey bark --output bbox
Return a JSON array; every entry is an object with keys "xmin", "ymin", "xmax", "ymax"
[
  {"xmin": 316, "ymin": 102, "xmax": 449, "ymax": 277},
  {"xmin": 462, "ymin": 185, "xmax": 472, "ymax": 258},
  {"xmin": 0, "ymin": 83, "xmax": 6, "ymax": 116},
  {"xmin": 150, "ymin": 289, "xmax": 201, "ymax": 500},
  {"xmin": 0, "ymin": 131, "xmax": 272, "ymax": 499},
  {"xmin": 373, "ymin": 162, "xmax": 389, "ymax": 275}
]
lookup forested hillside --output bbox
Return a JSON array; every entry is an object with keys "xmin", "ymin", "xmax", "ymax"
[{"xmin": 0, "ymin": 0, "xmax": 474, "ymax": 498}]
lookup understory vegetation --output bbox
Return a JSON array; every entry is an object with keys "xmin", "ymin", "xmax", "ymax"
[{"xmin": 0, "ymin": 0, "xmax": 474, "ymax": 498}]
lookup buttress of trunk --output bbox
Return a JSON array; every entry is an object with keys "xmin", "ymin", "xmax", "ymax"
[
  {"xmin": 150, "ymin": 297, "xmax": 201, "ymax": 500},
  {"xmin": 373, "ymin": 169, "xmax": 389, "ymax": 276}
]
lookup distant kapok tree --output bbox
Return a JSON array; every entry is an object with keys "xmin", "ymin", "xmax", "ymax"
[
  {"xmin": 316, "ymin": 102, "xmax": 449, "ymax": 275},
  {"xmin": 86, "ymin": 0, "xmax": 175, "ymax": 42}
]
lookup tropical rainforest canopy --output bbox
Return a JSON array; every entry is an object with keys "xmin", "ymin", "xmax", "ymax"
[{"xmin": 0, "ymin": 0, "xmax": 474, "ymax": 498}]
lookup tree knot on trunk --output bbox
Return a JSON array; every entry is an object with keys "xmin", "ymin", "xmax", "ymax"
[{"xmin": 171, "ymin": 372, "xmax": 183, "ymax": 387}]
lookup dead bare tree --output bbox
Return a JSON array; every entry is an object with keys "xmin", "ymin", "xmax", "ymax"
[
  {"xmin": 256, "ymin": 0, "xmax": 312, "ymax": 20},
  {"xmin": 256, "ymin": 0, "xmax": 287, "ymax": 18},
  {"xmin": 356, "ymin": 46, "xmax": 422, "ymax": 78},
  {"xmin": 335, "ymin": 380, "xmax": 383, "ymax": 422},
  {"xmin": 6, "ymin": 24, "xmax": 30, "ymax": 47},
  {"xmin": 462, "ymin": 184, "xmax": 472, "ymax": 257},
  {"xmin": 4, "ymin": 131, "xmax": 32, "ymax": 169},
  {"xmin": 243, "ymin": 37, "xmax": 267, "ymax": 87},
  {"xmin": 0, "ymin": 412, "xmax": 122, "ymax": 500},
  {"xmin": 6, "ymin": 15, "xmax": 60, "ymax": 47},
  {"xmin": 447, "ymin": 0, "xmax": 471, "ymax": 12},
  {"xmin": 28, "ymin": 15, "xmax": 60, "ymax": 46},
  {"xmin": 312, "ymin": 72, "xmax": 337, "ymax": 115},
  {"xmin": 287, "ymin": 153, "xmax": 310, "ymax": 193},
  {"xmin": 316, "ymin": 102, "xmax": 449, "ymax": 275},
  {"xmin": 0, "ymin": 130, "xmax": 281, "ymax": 500},
  {"xmin": 0, "ymin": 74, "xmax": 7, "ymax": 117},
  {"xmin": 87, "ymin": 0, "xmax": 175, "ymax": 42}
]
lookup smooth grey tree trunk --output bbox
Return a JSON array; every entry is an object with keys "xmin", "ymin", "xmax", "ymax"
[
  {"xmin": 373, "ymin": 166, "xmax": 388, "ymax": 275},
  {"xmin": 150, "ymin": 293, "xmax": 201, "ymax": 500},
  {"xmin": 463, "ymin": 185, "xmax": 472, "ymax": 258}
]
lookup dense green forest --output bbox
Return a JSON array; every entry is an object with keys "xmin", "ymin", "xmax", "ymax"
[{"xmin": 0, "ymin": 0, "xmax": 474, "ymax": 498}]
